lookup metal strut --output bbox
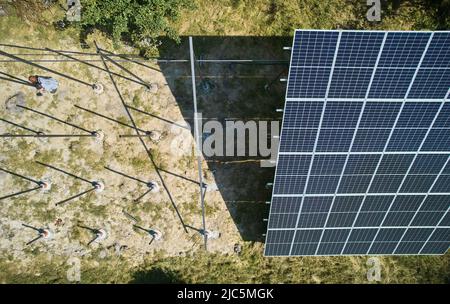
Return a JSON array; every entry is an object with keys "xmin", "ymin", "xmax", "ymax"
[{"xmin": 189, "ymin": 37, "xmax": 208, "ymax": 250}]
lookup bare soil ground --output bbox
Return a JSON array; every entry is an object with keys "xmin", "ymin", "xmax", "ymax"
[{"xmin": 0, "ymin": 33, "xmax": 260, "ymax": 271}]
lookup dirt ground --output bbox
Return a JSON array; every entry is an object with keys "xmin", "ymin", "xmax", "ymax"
[
  {"xmin": 0, "ymin": 41, "xmax": 254, "ymax": 266},
  {"xmin": 0, "ymin": 28, "xmax": 292, "ymax": 274}
]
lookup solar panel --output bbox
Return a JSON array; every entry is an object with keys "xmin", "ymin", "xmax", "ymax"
[{"xmin": 264, "ymin": 30, "xmax": 450, "ymax": 256}]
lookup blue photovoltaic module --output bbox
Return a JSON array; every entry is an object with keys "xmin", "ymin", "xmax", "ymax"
[{"xmin": 265, "ymin": 30, "xmax": 450, "ymax": 256}]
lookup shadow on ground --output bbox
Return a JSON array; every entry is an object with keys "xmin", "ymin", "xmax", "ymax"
[{"xmin": 156, "ymin": 36, "xmax": 290, "ymax": 242}]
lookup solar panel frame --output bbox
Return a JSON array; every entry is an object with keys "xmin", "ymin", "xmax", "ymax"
[
  {"xmin": 264, "ymin": 29, "xmax": 450, "ymax": 256},
  {"xmin": 316, "ymin": 32, "xmax": 390, "ymax": 255},
  {"xmin": 288, "ymin": 31, "xmax": 344, "ymax": 255}
]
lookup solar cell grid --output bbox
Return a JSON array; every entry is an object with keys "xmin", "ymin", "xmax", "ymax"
[
  {"xmin": 408, "ymin": 69, "xmax": 450, "ymax": 99},
  {"xmin": 283, "ymin": 101, "xmax": 323, "ymax": 128},
  {"xmin": 359, "ymin": 102, "xmax": 402, "ymax": 128},
  {"xmin": 327, "ymin": 212, "xmax": 358, "ymax": 227},
  {"xmin": 316, "ymin": 128, "xmax": 355, "ymax": 152},
  {"xmin": 270, "ymin": 197, "xmax": 303, "ymax": 213},
  {"xmin": 335, "ymin": 32, "xmax": 385, "ymax": 67},
  {"xmin": 422, "ymin": 128, "xmax": 450, "ymax": 151},
  {"xmin": 351, "ymin": 128, "xmax": 391, "ymax": 152},
  {"xmin": 421, "ymin": 33, "xmax": 450, "ymax": 68},
  {"xmin": 310, "ymin": 154, "xmax": 347, "ymax": 175},
  {"xmin": 387, "ymin": 128, "xmax": 429, "ymax": 151},
  {"xmin": 276, "ymin": 154, "xmax": 311, "ymax": 175},
  {"xmin": 400, "ymin": 175, "xmax": 437, "ymax": 192},
  {"xmin": 291, "ymin": 31, "xmax": 339, "ymax": 67},
  {"xmin": 368, "ymin": 68, "xmax": 416, "ymax": 98},
  {"xmin": 321, "ymin": 101, "xmax": 363, "ymax": 128},
  {"xmin": 328, "ymin": 68, "xmax": 373, "ymax": 98},
  {"xmin": 338, "ymin": 175, "xmax": 372, "ymax": 193},
  {"xmin": 390, "ymin": 195, "xmax": 425, "ymax": 211},
  {"xmin": 265, "ymin": 30, "xmax": 450, "ymax": 256},
  {"xmin": 432, "ymin": 175, "xmax": 450, "ymax": 192},
  {"xmin": 287, "ymin": 67, "xmax": 331, "ymax": 98},
  {"xmin": 429, "ymin": 228, "xmax": 450, "ymax": 241},
  {"xmin": 409, "ymin": 154, "xmax": 448, "ymax": 174},
  {"xmin": 378, "ymin": 32, "xmax": 431, "ymax": 68},
  {"xmin": 331, "ymin": 196, "xmax": 364, "ymax": 212},
  {"xmin": 279, "ymin": 128, "xmax": 317, "ymax": 152},
  {"xmin": 434, "ymin": 103, "xmax": 450, "ymax": 127},
  {"xmin": 396, "ymin": 102, "xmax": 441, "ymax": 127}
]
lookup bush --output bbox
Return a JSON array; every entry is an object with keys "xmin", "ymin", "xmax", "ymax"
[{"xmin": 80, "ymin": 0, "xmax": 193, "ymax": 49}]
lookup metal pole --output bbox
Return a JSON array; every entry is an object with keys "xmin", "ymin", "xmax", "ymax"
[
  {"xmin": 189, "ymin": 37, "xmax": 207, "ymax": 250},
  {"xmin": 0, "ymin": 185, "xmax": 42, "ymax": 201},
  {"xmin": 87, "ymin": 235, "xmax": 99, "ymax": 246},
  {"xmin": 97, "ymin": 47, "xmax": 161, "ymax": 72},
  {"xmin": 122, "ymin": 210, "xmax": 139, "ymax": 223},
  {"xmin": 0, "ymin": 76, "xmax": 32, "ymax": 86},
  {"xmin": 74, "ymin": 104, "xmax": 150, "ymax": 134},
  {"xmin": 0, "ymin": 134, "xmax": 95, "ymax": 138},
  {"xmin": 77, "ymin": 225, "xmax": 102, "ymax": 246},
  {"xmin": 77, "ymin": 225, "xmax": 98, "ymax": 233},
  {"xmin": 0, "ymin": 49, "xmax": 94, "ymax": 87},
  {"xmin": 133, "ymin": 225, "xmax": 149, "ymax": 233},
  {"xmin": 55, "ymin": 187, "xmax": 96, "ymax": 206},
  {"xmin": 26, "ymin": 234, "xmax": 43, "ymax": 246},
  {"xmin": 97, "ymin": 49, "xmax": 150, "ymax": 88},
  {"xmin": 0, "ymin": 43, "xmax": 288, "ymax": 64},
  {"xmin": 133, "ymin": 225, "xmax": 156, "ymax": 245},
  {"xmin": 0, "ymin": 71, "xmax": 33, "ymax": 86},
  {"xmin": 36, "ymin": 161, "xmax": 93, "ymax": 184},
  {"xmin": 126, "ymin": 104, "xmax": 190, "ymax": 130},
  {"xmin": 45, "ymin": 48, "xmax": 150, "ymax": 87},
  {"xmin": 22, "ymin": 223, "xmax": 41, "ymax": 231},
  {"xmin": 0, "ymin": 59, "xmax": 185, "ymax": 63},
  {"xmin": 0, "ymin": 167, "xmax": 41, "ymax": 185},
  {"xmin": 16, "ymin": 104, "xmax": 94, "ymax": 135},
  {"xmin": 148, "ymin": 234, "xmax": 156, "ymax": 245},
  {"xmin": 133, "ymin": 188, "xmax": 153, "ymax": 203},
  {"xmin": 0, "ymin": 43, "xmax": 143, "ymax": 57},
  {"xmin": 94, "ymin": 41, "xmax": 188, "ymax": 233},
  {"xmin": 0, "ymin": 118, "xmax": 40, "ymax": 134},
  {"xmin": 118, "ymin": 134, "xmax": 151, "ymax": 138},
  {"xmin": 157, "ymin": 167, "xmax": 204, "ymax": 186},
  {"xmin": 0, "ymin": 58, "xmax": 288, "ymax": 64},
  {"xmin": 104, "ymin": 166, "xmax": 148, "ymax": 184}
]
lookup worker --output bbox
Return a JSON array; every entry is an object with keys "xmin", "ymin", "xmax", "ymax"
[{"xmin": 28, "ymin": 75, "xmax": 59, "ymax": 96}]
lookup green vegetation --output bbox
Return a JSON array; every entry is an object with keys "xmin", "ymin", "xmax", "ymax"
[
  {"xmin": 130, "ymin": 154, "xmax": 152, "ymax": 172},
  {"xmin": 175, "ymin": 0, "xmax": 450, "ymax": 35},
  {"xmin": 0, "ymin": 243, "xmax": 449, "ymax": 283},
  {"xmin": 136, "ymin": 244, "xmax": 450, "ymax": 283},
  {"xmin": 80, "ymin": 0, "xmax": 194, "ymax": 53}
]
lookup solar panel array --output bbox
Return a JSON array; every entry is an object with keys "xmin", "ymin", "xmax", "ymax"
[{"xmin": 264, "ymin": 30, "xmax": 450, "ymax": 256}]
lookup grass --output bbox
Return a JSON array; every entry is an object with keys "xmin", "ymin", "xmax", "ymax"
[
  {"xmin": 0, "ymin": 242, "xmax": 447, "ymax": 283},
  {"xmin": 173, "ymin": 0, "xmax": 448, "ymax": 37},
  {"xmin": 131, "ymin": 243, "xmax": 450, "ymax": 284},
  {"xmin": 29, "ymin": 199, "xmax": 57, "ymax": 223}
]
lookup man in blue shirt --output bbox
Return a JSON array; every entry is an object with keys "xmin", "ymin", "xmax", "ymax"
[{"xmin": 28, "ymin": 75, "xmax": 59, "ymax": 96}]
